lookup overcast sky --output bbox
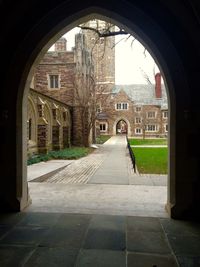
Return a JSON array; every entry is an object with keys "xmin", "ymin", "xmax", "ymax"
[{"xmin": 61, "ymin": 27, "xmax": 159, "ymax": 85}]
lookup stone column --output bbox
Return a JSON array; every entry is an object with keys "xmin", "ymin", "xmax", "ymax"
[
  {"xmin": 52, "ymin": 104, "xmax": 61, "ymax": 150},
  {"xmin": 37, "ymin": 99, "xmax": 48, "ymax": 154}
]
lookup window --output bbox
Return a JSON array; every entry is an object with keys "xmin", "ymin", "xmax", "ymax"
[
  {"xmin": 96, "ymin": 104, "xmax": 101, "ymax": 113},
  {"xmin": 116, "ymin": 103, "xmax": 128, "ymax": 110},
  {"xmin": 135, "ymin": 128, "xmax": 142, "ymax": 134},
  {"xmin": 100, "ymin": 123, "xmax": 107, "ymax": 132},
  {"xmin": 135, "ymin": 117, "xmax": 141, "ymax": 124},
  {"xmin": 135, "ymin": 106, "xmax": 141, "ymax": 112},
  {"xmin": 147, "ymin": 111, "xmax": 156, "ymax": 118},
  {"xmin": 165, "ymin": 124, "xmax": 168, "ymax": 132},
  {"xmin": 146, "ymin": 124, "xmax": 158, "ymax": 132},
  {"xmin": 49, "ymin": 74, "xmax": 59, "ymax": 89},
  {"xmin": 163, "ymin": 111, "xmax": 168, "ymax": 118}
]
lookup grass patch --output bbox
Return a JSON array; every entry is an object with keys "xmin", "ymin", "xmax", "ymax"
[
  {"xmin": 132, "ymin": 147, "xmax": 168, "ymax": 174},
  {"xmin": 27, "ymin": 147, "xmax": 94, "ymax": 165},
  {"xmin": 128, "ymin": 138, "xmax": 167, "ymax": 146},
  {"xmin": 95, "ymin": 135, "xmax": 111, "ymax": 144}
]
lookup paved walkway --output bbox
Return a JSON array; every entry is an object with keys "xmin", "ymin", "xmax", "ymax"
[
  {"xmin": 28, "ymin": 136, "xmax": 167, "ymax": 217},
  {"xmin": 88, "ymin": 136, "xmax": 129, "ymax": 184}
]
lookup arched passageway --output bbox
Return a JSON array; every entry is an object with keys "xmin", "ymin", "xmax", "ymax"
[
  {"xmin": 116, "ymin": 120, "xmax": 128, "ymax": 135},
  {"xmin": 1, "ymin": 1, "xmax": 200, "ymax": 220}
]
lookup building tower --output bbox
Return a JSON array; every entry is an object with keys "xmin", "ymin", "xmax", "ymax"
[{"xmin": 82, "ymin": 19, "xmax": 115, "ymax": 93}]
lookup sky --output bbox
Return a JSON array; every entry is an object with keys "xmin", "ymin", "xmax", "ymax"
[{"xmin": 59, "ymin": 27, "xmax": 160, "ymax": 85}]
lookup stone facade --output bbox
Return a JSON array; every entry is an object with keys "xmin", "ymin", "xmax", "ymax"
[
  {"xmin": 28, "ymin": 89, "xmax": 71, "ymax": 156},
  {"xmin": 31, "ymin": 33, "xmax": 95, "ymax": 150},
  {"xmin": 29, "ymin": 21, "xmax": 168, "ymax": 157},
  {"xmin": 97, "ymin": 79, "xmax": 168, "ymax": 138}
]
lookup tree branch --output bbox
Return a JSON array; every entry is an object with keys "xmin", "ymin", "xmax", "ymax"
[{"xmin": 78, "ymin": 25, "xmax": 129, "ymax": 37}]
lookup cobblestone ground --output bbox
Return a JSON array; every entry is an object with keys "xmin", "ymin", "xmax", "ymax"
[{"xmin": 45, "ymin": 146, "xmax": 106, "ymax": 184}]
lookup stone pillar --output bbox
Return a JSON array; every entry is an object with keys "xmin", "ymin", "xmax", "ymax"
[
  {"xmin": 52, "ymin": 104, "xmax": 61, "ymax": 150},
  {"xmin": 63, "ymin": 126, "xmax": 69, "ymax": 148},
  {"xmin": 37, "ymin": 121, "xmax": 48, "ymax": 154},
  {"xmin": 37, "ymin": 99, "xmax": 48, "ymax": 154}
]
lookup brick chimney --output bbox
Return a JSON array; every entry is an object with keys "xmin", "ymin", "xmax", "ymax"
[
  {"xmin": 155, "ymin": 72, "xmax": 162, "ymax": 98},
  {"xmin": 54, "ymin": 37, "xmax": 67, "ymax": 52}
]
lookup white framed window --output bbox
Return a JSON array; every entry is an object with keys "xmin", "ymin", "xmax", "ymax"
[
  {"xmin": 163, "ymin": 111, "xmax": 168, "ymax": 118},
  {"xmin": 165, "ymin": 124, "xmax": 168, "ymax": 132},
  {"xmin": 147, "ymin": 111, "xmax": 156, "ymax": 118},
  {"xmin": 135, "ymin": 128, "xmax": 142, "ymax": 134},
  {"xmin": 48, "ymin": 74, "xmax": 60, "ymax": 89},
  {"xmin": 145, "ymin": 124, "xmax": 158, "ymax": 132},
  {"xmin": 135, "ymin": 117, "xmax": 141, "ymax": 124},
  {"xmin": 116, "ymin": 103, "xmax": 128, "ymax": 110},
  {"xmin": 135, "ymin": 106, "xmax": 141, "ymax": 112},
  {"xmin": 100, "ymin": 123, "xmax": 107, "ymax": 132}
]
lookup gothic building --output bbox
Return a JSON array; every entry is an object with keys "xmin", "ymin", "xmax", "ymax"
[
  {"xmin": 96, "ymin": 73, "xmax": 168, "ymax": 137},
  {"xmin": 28, "ymin": 33, "xmax": 94, "ymax": 155},
  {"xmin": 28, "ymin": 20, "xmax": 168, "ymax": 155}
]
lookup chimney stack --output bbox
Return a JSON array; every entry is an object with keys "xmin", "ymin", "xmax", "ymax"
[
  {"xmin": 54, "ymin": 37, "xmax": 67, "ymax": 52},
  {"xmin": 155, "ymin": 72, "xmax": 162, "ymax": 98}
]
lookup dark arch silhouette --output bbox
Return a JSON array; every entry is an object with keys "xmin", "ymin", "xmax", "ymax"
[{"xmin": 1, "ymin": 1, "xmax": 199, "ymax": 219}]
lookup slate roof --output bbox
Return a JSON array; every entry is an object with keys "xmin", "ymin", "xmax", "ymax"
[{"xmin": 112, "ymin": 84, "xmax": 168, "ymax": 109}]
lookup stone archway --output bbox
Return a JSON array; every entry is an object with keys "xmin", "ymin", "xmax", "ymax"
[
  {"xmin": 1, "ymin": 1, "xmax": 197, "ymax": 219},
  {"xmin": 16, "ymin": 10, "xmax": 177, "ymax": 214},
  {"xmin": 27, "ymin": 96, "xmax": 38, "ymax": 156},
  {"xmin": 113, "ymin": 118, "xmax": 131, "ymax": 136}
]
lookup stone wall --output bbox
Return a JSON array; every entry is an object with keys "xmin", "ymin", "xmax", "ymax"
[{"xmin": 28, "ymin": 89, "xmax": 71, "ymax": 156}]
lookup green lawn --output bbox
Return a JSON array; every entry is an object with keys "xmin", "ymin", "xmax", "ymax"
[
  {"xmin": 27, "ymin": 147, "xmax": 94, "ymax": 165},
  {"xmin": 132, "ymin": 147, "xmax": 168, "ymax": 174},
  {"xmin": 128, "ymin": 138, "xmax": 167, "ymax": 146},
  {"xmin": 95, "ymin": 135, "xmax": 111, "ymax": 144}
]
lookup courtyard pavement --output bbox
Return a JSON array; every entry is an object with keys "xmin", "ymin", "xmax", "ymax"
[
  {"xmin": 0, "ymin": 137, "xmax": 199, "ymax": 266},
  {"xmin": 27, "ymin": 136, "xmax": 168, "ymax": 217}
]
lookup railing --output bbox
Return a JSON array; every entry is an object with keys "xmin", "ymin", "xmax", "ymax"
[{"xmin": 126, "ymin": 136, "xmax": 136, "ymax": 173}]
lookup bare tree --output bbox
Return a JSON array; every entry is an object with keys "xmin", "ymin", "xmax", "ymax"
[{"xmin": 71, "ymin": 70, "xmax": 111, "ymax": 146}]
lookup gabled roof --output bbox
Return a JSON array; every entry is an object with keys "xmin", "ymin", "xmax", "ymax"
[{"xmin": 112, "ymin": 84, "xmax": 168, "ymax": 108}]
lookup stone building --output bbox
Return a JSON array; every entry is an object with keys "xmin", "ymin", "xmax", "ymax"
[
  {"xmin": 81, "ymin": 20, "xmax": 168, "ymax": 138},
  {"xmin": 97, "ymin": 72, "xmax": 168, "ymax": 137},
  {"xmin": 82, "ymin": 20, "xmax": 115, "ymax": 94},
  {"xmin": 29, "ymin": 22, "xmax": 168, "ymax": 157},
  {"xmin": 28, "ymin": 88, "xmax": 72, "ymax": 156},
  {"xmin": 28, "ymin": 33, "xmax": 95, "ymax": 155}
]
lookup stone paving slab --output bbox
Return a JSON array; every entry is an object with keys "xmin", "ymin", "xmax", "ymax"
[
  {"xmin": 24, "ymin": 247, "xmax": 78, "ymax": 267},
  {"xmin": 1, "ymin": 212, "xmax": 199, "ymax": 267},
  {"xmin": 127, "ymin": 252, "xmax": 179, "ymax": 267},
  {"xmin": 76, "ymin": 249, "xmax": 126, "ymax": 267},
  {"xmin": 83, "ymin": 215, "xmax": 126, "ymax": 250}
]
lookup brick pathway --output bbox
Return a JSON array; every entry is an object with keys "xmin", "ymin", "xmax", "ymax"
[
  {"xmin": 42, "ymin": 136, "xmax": 167, "ymax": 185},
  {"xmin": 45, "ymin": 146, "xmax": 106, "ymax": 184}
]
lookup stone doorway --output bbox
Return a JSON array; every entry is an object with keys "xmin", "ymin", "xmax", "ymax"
[{"xmin": 116, "ymin": 120, "xmax": 127, "ymax": 135}]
